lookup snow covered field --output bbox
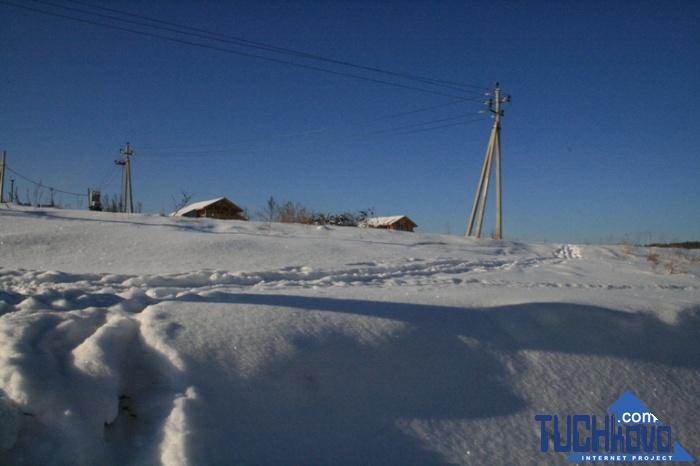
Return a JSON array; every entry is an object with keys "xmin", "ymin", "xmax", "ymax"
[{"xmin": 1, "ymin": 205, "xmax": 698, "ymax": 465}]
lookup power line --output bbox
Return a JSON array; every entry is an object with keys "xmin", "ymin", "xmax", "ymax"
[
  {"xmin": 2, "ymin": 0, "xmax": 495, "ymax": 155},
  {"xmin": 138, "ymin": 98, "xmax": 479, "ymax": 154},
  {"xmin": 363, "ymin": 115, "xmax": 491, "ymax": 139},
  {"xmin": 96, "ymin": 158, "xmax": 118, "ymax": 191},
  {"xmin": 138, "ymin": 114, "xmax": 490, "ymax": 158},
  {"xmin": 1, "ymin": 0, "xmax": 502, "ymax": 207},
  {"xmin": 3, "ymin": 0, "xmax": 488, "ymax": 99},
  {"xmin": 5, "ymin": 165, "xmax": 88, "ymax": 197},
  {"xmin": 58, "ymin": 0, "xmax": 489, "ymax": 95}
]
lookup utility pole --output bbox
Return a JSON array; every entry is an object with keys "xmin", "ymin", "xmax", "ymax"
[
  {"xmin": 466, "ymin": 83, "xmax": 510, "ymax": 239},
  {"xmin": 115, "ymin": 142, "xmax": 135, "ymax": 213},
  {"xmin": 0, "ymin": 151, "xmax": 6, "ymax": 203}
]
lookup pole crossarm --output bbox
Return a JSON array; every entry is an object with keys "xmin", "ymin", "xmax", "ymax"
[{"xmin": 466, "ymin": 83, "xmax": 510, "ymax": 239}]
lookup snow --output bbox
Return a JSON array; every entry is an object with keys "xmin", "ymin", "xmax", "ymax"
[
  {"xmin": 172, "ymin": 197, "xmax": 228, "ymax": 216},
  {"xmin": 1, "ymin": 205, "xmax": 699, "ymax": 465},
  {"xmin": 359, "ymin": 215, "xmax": 412, "ymax": 228}
]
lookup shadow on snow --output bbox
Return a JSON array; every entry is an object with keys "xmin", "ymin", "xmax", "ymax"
[{"xmin": 159, "ymin": 293, "xmax": 699, "ymax": 465}]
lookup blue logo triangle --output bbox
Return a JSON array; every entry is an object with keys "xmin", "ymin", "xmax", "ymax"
[
  {"xmin": 607, "ymin": 390, "xmax": 661, "ymax": 424},
  {"xmin": 672, "ymin": 442, "xmax": 696, "ymax": 462}
]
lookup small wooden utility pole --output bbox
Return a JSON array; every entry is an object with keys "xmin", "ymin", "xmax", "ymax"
[
  {"xmin": 0, "ymin": 151, "xmax": 6, "ymax": 203},
  {"xmin": 466, "ymin": 84, "xmax": 510, "ymax": 239},
  {"xmin": 115, "ymin": 142, "xmax": 135, "ymax": 213}
]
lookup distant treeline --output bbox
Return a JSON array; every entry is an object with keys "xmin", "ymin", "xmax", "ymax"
[{"xmin": 645, "ymin": 242, "xmax": 700, "ymax": 249}]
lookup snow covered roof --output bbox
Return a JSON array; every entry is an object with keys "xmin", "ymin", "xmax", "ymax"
[
  {"xmin": 173, "ymin": 197, "xmax": 238, "ymax": 216},
  {"xmin": 359, "ymin": 215, "xmax": 417, "ymax": 228}
]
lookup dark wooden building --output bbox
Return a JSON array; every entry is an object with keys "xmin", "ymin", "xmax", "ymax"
[
  {"xmin": 359, "ymin": 215, "xmax": 417, "ymax": 232},
  {"xmin": 173, "ymin": 197, "xmax": 246, "ymax": 220}
]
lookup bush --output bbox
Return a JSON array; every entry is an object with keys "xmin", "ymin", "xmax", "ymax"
[{"xmin": 257, "ymin": 197, "xmax": 373, "ymax": 227}]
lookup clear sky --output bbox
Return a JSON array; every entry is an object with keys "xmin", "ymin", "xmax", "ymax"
[{"xmin": 1, "ymin": 0, "xmax": 698, "ymax": 244}]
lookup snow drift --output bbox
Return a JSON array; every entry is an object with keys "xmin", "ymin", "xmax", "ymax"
[{"xmin": 1, "ymin": 206, "xmax": 699, "ymax": 465}]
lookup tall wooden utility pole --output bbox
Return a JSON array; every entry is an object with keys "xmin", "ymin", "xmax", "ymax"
[
  {"xmin": 466, "ymin": 84, "xmax": 510, "ymax": 239},
  {"xmin": 115, "ymin": 142, "xmax": 135, "ymax": 213}
]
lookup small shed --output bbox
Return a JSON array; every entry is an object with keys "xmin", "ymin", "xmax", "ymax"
[
  {"xmin": 359, "ymin": 215, "xmax": 417, "ymax": 232},
  {"xmin": 173, "ymin": 197, "xmax": 246, "ymax": 220}
]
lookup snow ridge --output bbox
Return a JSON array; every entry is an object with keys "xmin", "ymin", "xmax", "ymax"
[{"xmin": 1, "ymin": 207, "xmax": 699, "ymax": 465}]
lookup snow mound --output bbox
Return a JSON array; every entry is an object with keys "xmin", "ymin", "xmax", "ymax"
[
  {"xmin": 554, "ymin": 243, "xmax": 582, "ymax": 259},
  {"xmin": 1, "ymin": 206, "xmax": 699, "ymax": 465}
]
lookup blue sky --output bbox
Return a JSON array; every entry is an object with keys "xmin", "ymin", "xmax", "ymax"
[{"xmin": 1, "ymin": 0, "xmax": 698, "ymax": 243}]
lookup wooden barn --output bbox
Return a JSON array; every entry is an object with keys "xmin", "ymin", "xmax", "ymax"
[
  {"xmin": 359, "ymin": 215, "xmax": 417, "ymax": 232},
  {"xmin": 173, "ymin": 197, "xmax": 246, "ymax": 220}
]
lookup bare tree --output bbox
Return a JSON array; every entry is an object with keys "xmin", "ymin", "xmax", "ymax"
[
  {"xmin": 172, "ymin": 190, "xmax": 194, "ymax": 215},
  {"xmin": 102, "ymin": 193, "xmax": 123, "ymax": 213},
  {"xmin": 259, "ymin": 196, "xmax": 277, "ymax": 233}
]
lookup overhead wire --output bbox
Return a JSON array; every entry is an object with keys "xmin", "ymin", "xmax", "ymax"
[
  {"xmin": 96, "ymin": 162, "xmax": 119, "ymax": 192},
  {"xmin": 364, "ymin": 115, "xmax": 491, "ymax": 138},
  {"xmin": 58, "ymin": 0, "xmax": 490, "ymax": 96},
  {"xmin": 5, "ymin": 165, "xmax": 88, "ymax": 197},
  {"xmin": 138, "ymin": 113, "xmax": 490, "ymax": 158},
  {"xmin": 3, "ymin": 0, "xmax": 488, "ymax": 100},
  {"xmin": 3, "ymin": 0, "xmax": 495, "ymax": 135},
  {"xmin": 138, "ymin": 98, "xmax": 478, "ymax": 155},
  {"xmin": 0, "ymin": 0, "xmax": 501, "ymax": 193}
]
